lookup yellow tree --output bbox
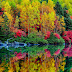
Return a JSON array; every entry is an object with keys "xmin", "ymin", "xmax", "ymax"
[
  {"xmin": 54, "ymin": 16, "xmax": 65, "ymax": 34},
  {"xmin": 40, "ymin": 0, "xmax": 56, "ymax": 34},
  {"xmin": 58, "ymin": 0, "xmax": 72, "ymax": 15},
  {"xmin": 41, "ymin": 12, "xmax": 49, "ymax": 34},
  {"xmin": 48, "ymin": 12, "xmax": 56, "ymax": 31},
  {"xmin": 58, "ymin": 16, "xmax": 65, "ymax": 34},
  {"xmin": 27, "ymin": 3, "xmax": 40, "ymax": 36},
  {"xmin": 20, "ymin": 0, "xmax": 40, "ymax": 36},
  {"xmin": 4, "ymin": 2, "xmax": 13, "ymax": 30}
]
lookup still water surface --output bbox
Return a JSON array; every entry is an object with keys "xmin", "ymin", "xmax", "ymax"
[{"xmin": 0, "ymin": 44, "xmax": 72, "ymax": 72}]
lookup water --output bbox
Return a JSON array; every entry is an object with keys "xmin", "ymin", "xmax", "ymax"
[{"xmin": 0, "ymin": 41, "xmax": 72, "ymax": 72}]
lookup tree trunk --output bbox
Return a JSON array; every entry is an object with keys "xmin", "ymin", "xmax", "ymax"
[
  {"xmin": 41, "ymin": 7, "xmax": 43, "ymax": 33},
  {"xmin": 12, "ymin": 14, "xmax": 16, "ymax": 27}
]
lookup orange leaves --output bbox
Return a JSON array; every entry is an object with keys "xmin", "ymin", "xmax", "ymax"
[{"xmin": 66, "ymin": 10, "xmax": 69, "ymax": 13}]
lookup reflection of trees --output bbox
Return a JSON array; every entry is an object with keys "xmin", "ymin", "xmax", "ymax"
[
  {"xmin": 62, "ymin": 44, "xmax": 72, "ymax": 72},
  {"xmin": 47, "ymin": 45, "xmax": 65, "ymax": 56},
  {"xmin": 64, "ymin": 57, "xmax": 72, "ymax": 72},
  {"xmin": 25, "ymin": 45, "xmax": 48, "ymax": 57},
  {"xmin": 0, "ymin": 47, "xmax": 11, "ymax": 64}
]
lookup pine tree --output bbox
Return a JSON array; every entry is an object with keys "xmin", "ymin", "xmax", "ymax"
[
  {"xmin": 54, "ymin": 1, "xmax": 64, "ymax": 16},
  {"xmin": 54, "ymin": 1, "xmax": 72, "ymax": 30}
]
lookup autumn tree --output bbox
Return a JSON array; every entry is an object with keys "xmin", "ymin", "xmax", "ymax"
[
  {"xmin": 54, "ymin": 16, "xmax": 65, "ymax": 34},
  {"xmin": 54, "ymin": 1, "xmax": 72, "ymax": 30}
]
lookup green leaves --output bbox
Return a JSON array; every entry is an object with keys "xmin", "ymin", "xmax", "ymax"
[
  {"xmin": 47, "ymin": 32, "xmax": 65, "ymax": 44},
  {"xmin": 26, "ymin": 32, "xmax": 48, "ymax": 44},
  {"xmin": 48, "ymin": 45, "xmax": 65, "ymax": 56},
  {"xmin": 9, "ymin": 1, "xmax": 17, "ymax": 10}
]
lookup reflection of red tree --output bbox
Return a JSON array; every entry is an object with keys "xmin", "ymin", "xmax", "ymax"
[
  {"xmin": 10, "ymin": 52, "xmax": 27, "ymax": 63},
  {"xmin": 54, "ymin": 49, "xmax": 60, "ymax": 55},
  {"xmin": 62, "ymin": 45, "xmax": 72, "ymax": 57}
]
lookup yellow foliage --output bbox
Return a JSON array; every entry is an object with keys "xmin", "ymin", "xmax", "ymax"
[
  {"xmin": 0, "ymin": 66, "xmax": 5, "ymax": 72},
  {"xmin": 0, "ymin": 16, "xmax": 4, "ymax": 23},
  {"xmin": 4, "ymin": 2, "xmax": 11, "ymax": 14},
  {"xmin": 47, "ymin": 0, "xmax": 55, "ymax": 8},
  {"xmin": 4, "ymin": 12, "xmax": 13, "ymax": 21}
]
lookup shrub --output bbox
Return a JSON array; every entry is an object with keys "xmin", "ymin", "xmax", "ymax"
[
  {"xmin": 26, "ymin": 33, "xmax": 48, "ymax": 44},
  {"xmin": 46, "ymin": 32, "xmax": 65, "ymax": 45}
]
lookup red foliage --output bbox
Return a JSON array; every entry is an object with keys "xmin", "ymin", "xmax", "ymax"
[
  {"xmin": 66, "ymin": 31, "xmax": 72, "ymax": 39},
  {"xmin": 0, "ymin": 12, "xmax": 3, "ymax": 15},
  {"xmin": 65, "ymin": 10, "xmax": 69, "ymax": 13},
  {"xmin": 44, "ymin": 49, "xmax": 51, "ymax": 57},
  {"xmin": 44, "ymin": 49, "xmax": 48, "ymax": 52},
  {"xmin": 1, "ymin": 8, "xmax": 4, "ymax": 11},
  {"xmin": 63, "ymin": 36, "xmax": 70, "ymax": 42},
  {"xmin": 44, "ymin": 31, "xmax": 51, "ymax": 40},
  {"xmin": 62, "ymin": 31, "xmax": 72, "ymax": 43},
  {"xmin": 15, "ymin": 52, "xmax": 26, "ymax": 60},
  {"xmin": 62, "ymin": 47, "xmax": 70, "ymax": 53},
  {"xmin": 71, "ymin": 40, "xmax": 72, "ymax": 43},
  {"xmin": 54, "ymin": 49, "xmax": 60, "ymax": 55},
  {"xmin": 62, "ymin": 31, "xmax": 67, "ymax": 36},
  {"xmin": 35, "ymin": 27, "xmax": 37, "ymax": 30},
  {"xmin": 70, "ymin": 16, "xmax": 72, "ymax": 19},
  {"xmin": 46, "ymin": 51, "xmax": 51, "ymax": 57},
  {"xmin": 71, "ymin": 68, "xmax": 72, "ymax": 71},
  {"xmin": 46, "ymin": 31, "xmax": 51, "ymax": 38},
  {"xmin": 44, "ymin": 36, "xmax": 47, "ymax": 40},
  {"xmin": 62, "ymin": 45, "xmax": 72, "ymax": 57},
  {"xmin": 54, "ymin": 33, "xmax": 60, "ymax": 39},
  {"xmin": 14, "ymin": 30, "xmax": 26, "ymax": 38},
  {"xmin": 40, "ymin": 18, "xmax": 41, "ymax": 20},
  {"xmin": 16, "ymin": 30, "xmax": 22, "ymax": 37}
]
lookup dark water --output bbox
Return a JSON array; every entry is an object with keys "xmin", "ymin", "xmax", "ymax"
[{"xmin": 0, "ymin": 42, "xmax": 72, "ymax": 72}]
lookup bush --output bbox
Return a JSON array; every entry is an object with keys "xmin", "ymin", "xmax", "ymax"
[
  {"xmin": 47, "ymin": 32, "xmax": 65, "ymax": 45},
  {"xmin": 26, "ymin": 33, "xmax": 48, "ymax": 44},
  {"xmin": 47, "ymin": 45, "xmax": 65, "ymax": 56},
  {"xmin": 9, "ymin": 36, "xmax": 28, "ymax": 43},
  {"xmin": 0, "ymin": 30, "xmax": 15, "ymax": 42}
]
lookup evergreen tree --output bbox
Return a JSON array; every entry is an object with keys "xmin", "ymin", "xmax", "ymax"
[
  {"xmin": 54, "ymin": 1, "xmax": 64, "ymax": 16},
  {"xmin": 54, "ymin": 1, "xmax": 72, "ymax": 30}
]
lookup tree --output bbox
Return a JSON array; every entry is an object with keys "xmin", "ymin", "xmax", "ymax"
[
  {"xmin": 54, "ymin": 1, "xmax": 64, "ymax": 16},
  {"xmin": 54, "ymin": 1, "xmax": 72, "ymax": 30}
]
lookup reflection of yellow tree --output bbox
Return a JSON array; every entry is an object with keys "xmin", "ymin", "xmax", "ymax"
[
  {"xmin": 58, "ymin": 55, "xmax": 66, "ymax": 71},
  {"xmin": 0, "ymin": 53, "xmax": 66, "ymax": 72}
]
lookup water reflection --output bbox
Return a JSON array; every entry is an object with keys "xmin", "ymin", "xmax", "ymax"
[{"xmin": 0, "ymin": 44, "xmax": 72, "ymax": 72}]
